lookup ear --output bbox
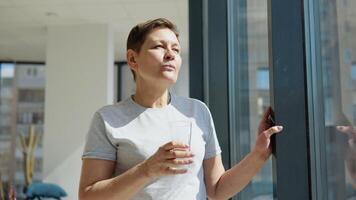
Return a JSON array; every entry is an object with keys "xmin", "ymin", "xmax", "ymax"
[{"xmin": 126, "ymin": 49, "xmax": 139, "ymax": 72}]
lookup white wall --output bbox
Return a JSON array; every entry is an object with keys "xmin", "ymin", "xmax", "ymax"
[{"xmin": 43, "ymin": 24, "xmax": 114, "ymax": 199}]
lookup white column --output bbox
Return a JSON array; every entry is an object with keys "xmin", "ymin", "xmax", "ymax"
[{"xmin": 43, "ymin": 24, "xmax": 114, "ymax": 199}]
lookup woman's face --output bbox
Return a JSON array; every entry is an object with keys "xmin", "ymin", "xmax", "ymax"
[{"xmin": 132, "ymin": 28, "xmax": 182, "ymax": 85}]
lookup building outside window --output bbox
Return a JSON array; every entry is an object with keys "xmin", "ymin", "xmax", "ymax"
[{"xmin": 0, "ymin": 63, "xmax": 45, "ymax": 199}]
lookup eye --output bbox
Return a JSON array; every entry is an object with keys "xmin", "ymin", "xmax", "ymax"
[
  {"xmin": 153, "ymin": 45, "xmax": 164, "ymax": 49},
  {"xmin": 173, "ymin": 48, "xmax": 180, "ymax": 53}
]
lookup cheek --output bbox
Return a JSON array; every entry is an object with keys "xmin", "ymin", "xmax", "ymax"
[
  {"xmin": 146, "ymin": 53, "xmax": 163, "ymax": 66},
  {"xmin": 137, "ymin": 54, "xmax": 159, "ymax": 68}
]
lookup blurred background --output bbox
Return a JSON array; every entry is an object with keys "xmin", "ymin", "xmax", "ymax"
[
  {"xmin": 0, "ymin": 0, "xmax": 189, "ymax": 199},
  {"xmin": 0, "ymin": 0, "xmax": 355, "ymax": 199}
]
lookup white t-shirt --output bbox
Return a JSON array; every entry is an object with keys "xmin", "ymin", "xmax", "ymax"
[{"xmin": 82, "ymin": 93, "xmax": 222, "ymax": 200}]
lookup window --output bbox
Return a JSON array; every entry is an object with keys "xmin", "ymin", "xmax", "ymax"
[
  {"xmin": 307, "ymin": 0, "xmax": 356, "ymax": 199},
  {"xmin": 0, "ymin": 63, "xmax": 15, "ymax": 192},
  {"xmin": 33, "ymin": 68, "xmax": 37, "ymax": 77},
  {"xmin": 28, "ymin": 68, "xmax": 32, "ymax": 76},
  {"xmin": 256, "ymin": 68, "xmax": 269, "ymax": 90},
  {"xmin": 18, "ymin": 89, "xmax": 45, "ymax": 103},
  {"xmin": 191, "ymin": 0, "xmax": 355, "ymax": 199},
  {"xmin": 0, "ymin": 62, "xmax": 45, "ymax": 198},
  {"xmin": 229, "ymin": 0, "xmax": 272, "ymax": 199},
  {"xmin": 352, "ymin": 62, "xmax": 356, "ymax": 80}
]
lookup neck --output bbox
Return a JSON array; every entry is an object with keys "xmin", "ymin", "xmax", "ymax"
[{"xmin": 133, "ymin": 79, "xmax": 171, "ymax": 108}]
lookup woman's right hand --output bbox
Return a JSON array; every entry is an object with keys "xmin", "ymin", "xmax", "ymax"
[{"xmin": 139, "ymin": 141, "xmax": 194, "ymax": 179}]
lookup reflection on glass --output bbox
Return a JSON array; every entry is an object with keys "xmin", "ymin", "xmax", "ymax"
[
  {"xmin": 234, "ymin": 0, "xmax": 272, "ymax": 199},
  {"xmin": 318, "ymin": 0, "xmax": 356, "ymax": 199}
]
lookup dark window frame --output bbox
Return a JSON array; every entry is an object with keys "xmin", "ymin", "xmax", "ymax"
[
  {"xmin": 268, "ymin": 0, "xmax": 312, "ymax": 199},
  {"xmin": 189, "ymin": 0, "xmax": 231, "ymax": 169},
  {"xmin": 189, "ymin": 0, "xmax": 315, "ymax": 199},
  {"xmin": 115, "ymin": 61, "xmax": 128, "ymax": 102}
]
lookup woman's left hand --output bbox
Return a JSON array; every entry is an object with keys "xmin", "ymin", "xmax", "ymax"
[{"xmin": 253, "ymin": 107, "xmax": 283, "ymax": 160}]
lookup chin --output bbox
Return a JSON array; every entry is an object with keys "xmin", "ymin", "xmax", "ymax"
[
  {"xmin": 161, "ymin": 73, "xmax": 178, "ymax": 84},
  {"xmin": 163, "ymin": 77, "xmax": 177, "ymax": 85}
]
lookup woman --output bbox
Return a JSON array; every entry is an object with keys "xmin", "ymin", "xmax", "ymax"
[{"xmin": 78, "ymin": 18, "xmax": 283, "ymax": 200}]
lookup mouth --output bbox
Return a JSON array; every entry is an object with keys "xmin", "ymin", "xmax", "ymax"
[{"xmin": 161, "ymin": 64, "xmax": 176, "ymax": 71}]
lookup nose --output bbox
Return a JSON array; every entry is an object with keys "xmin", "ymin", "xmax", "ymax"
[{"xmin": 164, "ymin": 49, "xmax": 175, "ymax": 61}]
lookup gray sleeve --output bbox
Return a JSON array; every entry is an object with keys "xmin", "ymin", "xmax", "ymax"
[
  {"xmin": 203, "ymin": 105, "xmax": 222, "ymax": 160},
  {"xmin": 82, "ymin": 112, "xmax": 117, "ymax": 161}
]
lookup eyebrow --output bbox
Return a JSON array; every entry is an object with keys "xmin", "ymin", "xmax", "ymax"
[{"xmin": 151, "ymin": 40, "xmax": 180, "ymax": 47}]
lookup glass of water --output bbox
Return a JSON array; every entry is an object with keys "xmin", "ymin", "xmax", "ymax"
[
  {"xmin": 169, "ymin": 120, "xmax": 192, "ymax": 148},
  {"xmin": 169, "ymin": 120, "xmax": 192, "ymax": 170}
]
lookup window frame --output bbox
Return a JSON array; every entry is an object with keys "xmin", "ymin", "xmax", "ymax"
[{"xmin": 189, "ymin": 0, "xmax": 314, "ymax": 199}]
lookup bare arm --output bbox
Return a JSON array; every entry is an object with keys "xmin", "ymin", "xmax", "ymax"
[
  {"xmin": 204, "ymin": 125, "xmax": 283, "ymax": 200},
  {"xmin": 78, "ymin": 159, "xmax": 150, "ymax": 200},
  {"xmin": 78, "ymin": 141, "xmax": 194, "ymax": 200},
  {"xmin": 204, "ymin": 150, "xmax": 268, "ymax": 200}
]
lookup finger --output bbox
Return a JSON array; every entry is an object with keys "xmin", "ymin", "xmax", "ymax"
[
  {"xmin": 171, "ymin": 141, "xmax": 191, "ymax": 150},
  {"xmin": 263, "ymin": 107, "xmax": 272, "ymax": 120},
  {"xmin": 165, "ymin": 149, "xmax": 194, "ymax": 159},
  {"xmin": 259, "ymin": 107, "xmax": 274, "ymax": 131},
  {"xmin": 263, "ymin": 126, "xmax": 283, "ymax": 138},
  {"xmin": 260, "ymin": 114, "xmax": 270, "ymax": 126},
  {"xmin": 162, "ymin": 141, "xmax": 189, "ymax": 151},
  {"xmin": 165, "ymin": 166, "xmax": 188, "ymax": 175},
  {"xmin": 165, "ymin": 158, "xmax": 194, "ymax": 166},
  {"xmin": 336, "ymin": 126, "xmax": 356, "ymax": 135}
]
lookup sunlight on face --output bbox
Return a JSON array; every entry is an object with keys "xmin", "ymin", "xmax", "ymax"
[{"xmin": 135, "ymin": 28, "xmax": 182, "ymax": 85}]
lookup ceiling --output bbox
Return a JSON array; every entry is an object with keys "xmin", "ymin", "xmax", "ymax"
[{"xmin": 0, "ymin": 0, "xmax": 189, "ymax": 62}]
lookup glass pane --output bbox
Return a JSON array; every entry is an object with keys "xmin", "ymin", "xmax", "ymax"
[
  {"xmin": 317, "ymin": 0, "xmax": 356, "ymax": 199},
  {"xmin": 0, "ymin": 63, "xmax": 15, "ymax": 199},
  {"xmin": 0, "ymin": 63, "xmax": 45, "ymax": 199},
  {"xmin": 247, "ymin": 1, "xmax": 272, "ymax": 199},
  {"xmin": 232, "ymin": 0, "xmax": 272, "ymax": 199}
]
